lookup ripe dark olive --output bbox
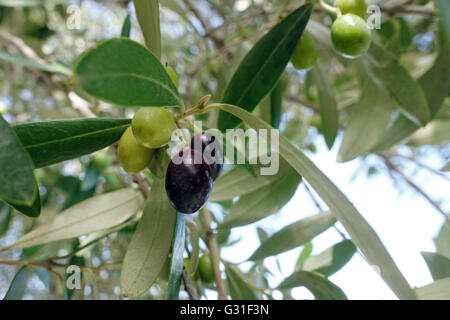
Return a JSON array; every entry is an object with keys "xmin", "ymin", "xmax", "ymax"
[
  {"xmin": 165, "ymin": 149, "xmax": 213, "ymax": 214},
  {"xmin": 190, "ymin": 132, "xmax": 223, "ymax": 181}
]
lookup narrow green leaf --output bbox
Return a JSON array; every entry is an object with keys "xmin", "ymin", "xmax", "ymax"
[
  {"xmin": 249, "ymin": 212, "xmax": 336, "ymax": 260},
  {"xmin": 6, "ymin": 189, "xmax": 142, "ymax": 250},
  {"xmin": 434, "ymin": 222, "xmax": 450, "ymax": 259},
  {"xmin": 0, "ymin": 115, "xmax": 37, "ymax": 207},
  {"xmin": 225, "ymin": 263, "xmax": 258, "ymax": 300},
  {"xmin": 75, "ymin": 38, "xmax": 181, "ymax": 107},
  {"xmin": 120, "ymin": 179, "xmax": 176, "ymax": 298},
  {"xmin": 0, "ymin": 50, "xmax": 72, "ymax": 75},
  {"xmin": 364, "ymin": 44, "xmax": 430, "ymax": 125},
  {"xmin": 407, "ymin": 120, "xmax": 450, "ymax": 146},
  {"xmin": 419, "ymin": 47, "xmax": 450, "ymax": 118},
  {"xmin": 421, "ymin": 252, "xmax": 450, "ymax": 281},
  {"xmin": 295, "ymin": 242, "xmax": 313, "ymax": 270},
  {"xmin": 210, "ymin": 154, "xmax": 291, "ymax": 202},
  {"xmin": 270, "ymin": 77, "xmax": 287, "ymax": 129},
  {"xmin": 338, "ymin": 75, "xmax": 394, "ymax": 162},
  {"xmin": 371, "ymin": 47, "xmax": 450, "ymax": 151},
  {"xmin": 256, "ymin": 227, "xmax": 269, "ymax": 243},
  {"xmin": 13, "ymin": 118, "xmax": 130, "ymax": 168},
  {"xmin": 120, "ymin": 14, "xmax": 132, "ymax": 38},
  {"xmin": 312, "ymin": 62, "xmax": 338, "ymax": 149},
  {"xmin": 211, "ymin": 103, "xmax": 417, "ymax": 299},
  {"xmin": 371, "ymin": 114, "xmax": 419, "ymax": 152},
  {"xmin": 415, "ymin": 278, "xmax": 450, "ymax": 300},
  {"xmin": 187, "ymin": 221, "xmax": 199, "ymax": 275},
  {"xmin": 133, "ymin": 0, "xmax": 161, "ymax": 59},
  {"xmin": 167, "ymin": 213, "xmax": 186, "ymax": 300},
  {"xmin": 302, "ymin": 240, "xmax": 356, "ymax": 277},
  {"xmin": 219, "ymin": 170, "xmax": 301, "ymax": 229},
  {"xmin": 435, "ymin": 0, "xmax": 450, "ymax": 46},
  {"xmin": 218, "ymin": 3, "xmax": 312, "ymax": 130},
  {"xmin": 278, "ymin": 271, "xmax": 347, "ymax": 300},
  {"xmin": 3, "ymin": 266, "xmax": 28, "ymax": 300}
]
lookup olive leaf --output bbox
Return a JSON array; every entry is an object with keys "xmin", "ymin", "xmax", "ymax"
[
  {"xmin": 312, "ymin": 62, "xmax": 338, "ymax": 149},
  {"xmin": 0, "ymin": 49, "xmax": 72, "ymax": 75},
  {"xmin": 249, "ymin": 211, "xmax": 337, "ymax": 260},
  {"xmin": 278, "ymin": 271, "xmax": 348, "ymax": 300},
  {"xmin": 415, "ymin": 278, "xmax": 450, "ymax": 300},
  {"xmin": 120, "ymin": 179, "xmax": 177, "ymax": 298},
  {"xmin": 421, "ymin": 252, "xmax": 450, "ymax": 281},
  {"xmin": 364, "ymin": 43, "xmax": 430, "ymax": 126},
  {"xmin": 210, "ymin": 153, "xmax": 291, "ymax": 202},
  {"xmin": 133, "ymin": 0, "xmax": 161, "ymax": 59},
  {"xmin": 3, "ymin": 266, "xmax": 29, "ymax": 300},
  {"xmin": 338, "ymin": 73, "xmax": 395, "ymax": 162},
  {"xmin": 219, "ymin": 170, "xmax": 301, "ymax": 229},
  {"xmin": 301, "ymin": 240, "xmax": 356, "ymax": 277},
  {"xmin": 3, "ymin": 188, "xmax": 142, "ymax": 251},
  {"xmin": 225, "ymin": 263, "xmax": 258, "ymax": 300},
  {"xmin": 0, "ymin": 115, "xmax": 37, "ymax": 208},
  {"xmin": 75, "ymin": 38, "xmax": 182, "ymax": 107},
  {"xmin": 13, "ymin": 118, "xmax": 130, "ymax": 168},
  {"xmin": 218, "ymin": 3, "xmax": 313, "ymax": 130}
]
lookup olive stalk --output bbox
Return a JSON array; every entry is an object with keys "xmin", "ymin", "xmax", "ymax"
[{"xmin": 317, "ymin": 0, "xmax": 342, "ymax": 17}]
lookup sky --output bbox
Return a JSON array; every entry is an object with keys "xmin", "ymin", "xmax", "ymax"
[{"xmin": 218, "ymin": 133, "xmax": 448, "ymax": 300}]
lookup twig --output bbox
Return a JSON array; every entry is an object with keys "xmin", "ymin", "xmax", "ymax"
[
  {"xmin": 202, "ymin": 206, "xmax": 227, "ymax": 300},
  {"xmin": 303, "ymin": 183, "xmax": 347, "ymax": 239},
  {"xmin": 133, "ymin": 173, "xmax": 151, "ymax": 198},
  {"xmin": 389, "ymin": 154, "xmax": 450, "ymax": 182},
  {"xmin": 182, "ymin": 268, "xmax": 199, "ymax": 300},
  {"xmin": 381, "ymin": 156, "xmax": 450, "ymax": 223},
  {"xmin": 381, "ymin": 5, "xmax": 436, "ymax": 17},
  {"xmin": 0, "ymin": 258, "xmax": 121, "ymax": 275}
]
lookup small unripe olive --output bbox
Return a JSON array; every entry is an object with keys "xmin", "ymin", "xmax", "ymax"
[
  {"xmin": 334, "ymin": 0, "xmax": 367, "ymax": 19},
  {"xmin": 131, "ymin": 107, "xmax": 176, "ymax": 149},
  {"xmin": 118, "ymin": 127, "xmax": 154, "ymax": 173},
  {"xmin": 331, "ymin": 14, "xmax": 371, "ymax": 58},
  {"xmin": 290, "ymin": 34, "xmax": 319, "ymax": 70},
  {"xmin": 92, "ymin": 151, "xmax": 112, "ymax": 170},
  {"xmin": 198, "ymin": 254, "xmax": 215, "ymax": 283}
]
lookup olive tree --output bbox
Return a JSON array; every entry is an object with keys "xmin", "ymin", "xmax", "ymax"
[{"xmin": 0, "ymin": 0, "xmax": 448, "ymax": 300}]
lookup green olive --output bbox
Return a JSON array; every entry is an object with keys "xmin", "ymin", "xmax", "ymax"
[
  {"xmin": 166, "ymin": 65, "xmax": 179, "ymax": 88},
  {"xmin": 290, "ymin": 34, "xmax": 319, "ymax": 70},
  {"xmin": 331, "ymin": 14, "xmax": 371, "ymax": 58},
  {"xmin": 118, "ymin": 127, "xmax": 154, "ymax": 173},
  {"xmin": 198, "ymin": 254, "xmax": 215, "ymax": 283},
  {"xmin": 334, "ymin": 0, "xmax": 367, "ymax": 19},
  {"xmin": 92, "ymin": 151, "xmax": 112, "ymax": 170},
  {"xmin": 131, "ymin": 107, "xmax": 176, "ymax": 149}
]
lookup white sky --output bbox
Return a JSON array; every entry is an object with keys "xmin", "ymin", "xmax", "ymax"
[{"xmin": 219, "ymin": 134, "xmax": 448, "ymax": 300}]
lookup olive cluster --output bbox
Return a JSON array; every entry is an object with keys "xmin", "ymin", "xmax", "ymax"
[
  {"xmin": 290, "ymin": 0, "xmax": 371, "ymax": 70},
  {"xmin": 118, "ymin": 107, "xmax": 223, "ymax": 214}
]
